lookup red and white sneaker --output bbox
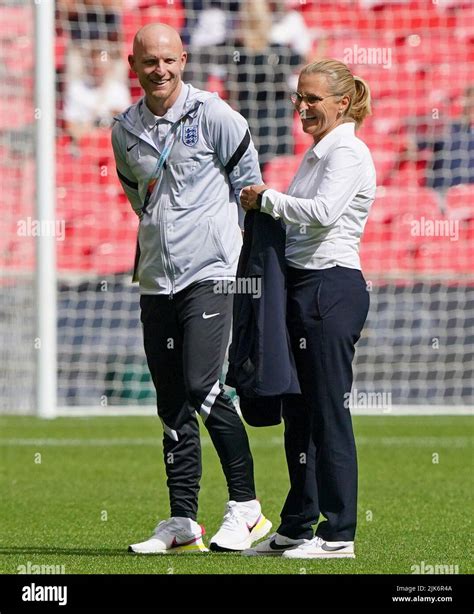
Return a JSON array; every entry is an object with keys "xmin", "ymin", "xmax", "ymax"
[
  {"xmin": 128, "ymin": 517, "xmax": 208, "ymax": 554},
  {"xmin": 209, "ymin": 500, "xmax": 272, "ymax": 552}
]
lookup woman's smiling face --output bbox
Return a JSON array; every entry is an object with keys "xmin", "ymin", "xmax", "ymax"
[{"xmin": 295, "ymin": 72, "xmax": 349, "ymax": 143}]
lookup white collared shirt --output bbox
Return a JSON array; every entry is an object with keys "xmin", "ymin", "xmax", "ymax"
[
  {"xmin": 140, "ymin": 82, "xmax": 190, "ymax": 150},
  {"xmin": 261, "ymin": 122, "xmax": 376, "ymax": 270}
]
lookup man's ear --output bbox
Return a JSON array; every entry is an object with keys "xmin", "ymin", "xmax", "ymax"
[
  {"xmin": 128, "ymin": 54, "xmax": 136, "ymax": 73},
  {"xmin": 180, "ymin": 51, "xmax": 188, "ymax": 72}
]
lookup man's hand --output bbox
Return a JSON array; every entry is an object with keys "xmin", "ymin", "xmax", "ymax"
[{"xmin": 240, "ymin": 184, "xmax": 269, "ymax": 211}]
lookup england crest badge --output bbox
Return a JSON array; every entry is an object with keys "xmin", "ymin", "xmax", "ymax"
[{"xmin": 182, "ymin": 124, "xmax": 199, "ymax": 147}]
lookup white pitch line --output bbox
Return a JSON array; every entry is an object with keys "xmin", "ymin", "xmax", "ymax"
[
  {"xmin": 0, "ymin": 438, "xmax": 161, "ymax": 447},
  {"xmin": 0, "ymin": 437, "xmax": 281, "ymax": 448},
  {"xmin": 0, "ymin": 436, "xmax": 470, "ymax": 448},
  {"xmin": 49, "ymin": 404, "xmax": 473, "ymax": 417},
  {"xmin": 358, "ymin": 436, "xmax": 471, "ymax": 448}
]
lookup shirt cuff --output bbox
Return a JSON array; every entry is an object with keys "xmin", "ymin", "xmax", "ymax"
[
  {"xmin": 260, "ymin": 188, "xmax": 281, "ymax": 219},
  {"xmin": 256, "ymin": 189, "xmax": 267, "ymax": 210}
]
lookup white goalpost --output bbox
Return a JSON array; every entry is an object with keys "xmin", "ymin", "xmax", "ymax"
[{"xmin": 35, "ymin": 0, "xmax": 57, "ymax": 418}]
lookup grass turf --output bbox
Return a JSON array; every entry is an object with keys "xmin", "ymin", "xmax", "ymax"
[{"xmin": 0, "ymin": 415, "xmax": 472, "ymax": 575}]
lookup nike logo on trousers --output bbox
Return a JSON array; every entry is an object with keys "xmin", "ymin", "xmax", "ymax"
[{"xmin": 202, "ymin": 312, "xmax": 220, "ymax": 319}]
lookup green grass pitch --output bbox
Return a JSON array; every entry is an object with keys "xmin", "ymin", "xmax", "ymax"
[{"xmin": 0, "ymin": 415, "xmax": 472, "ymax": 575}]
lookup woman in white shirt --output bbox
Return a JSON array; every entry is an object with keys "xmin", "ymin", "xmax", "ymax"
[{"xmin": 240, "ymin": 59, "xmax": 376, "ymax": 559}]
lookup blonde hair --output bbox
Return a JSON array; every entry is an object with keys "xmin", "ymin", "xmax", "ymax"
[{"xmin": 301, "ymin": 59, "xmax": 372, "ymax": 128}]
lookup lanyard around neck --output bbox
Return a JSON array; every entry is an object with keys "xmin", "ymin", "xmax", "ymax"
[
  {"xmin": 153, "ymin": 117, "xmax": 183, "ymax": 176},
  {"xmin": 142, "ymin": 116, "xmax": 185, "ymax": 214}
]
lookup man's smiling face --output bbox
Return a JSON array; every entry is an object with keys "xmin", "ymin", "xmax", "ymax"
[{"xmin": 129, "ymin": 26, "xmax": 187, "ymax": 113}]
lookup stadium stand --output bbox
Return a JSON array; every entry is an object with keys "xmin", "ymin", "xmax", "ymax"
[{"xmin": 1, "ymin": 0, "xmax": 473, "ymax": 411}]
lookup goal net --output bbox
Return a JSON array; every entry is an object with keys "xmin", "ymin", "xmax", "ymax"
[{"xmin": 1, "ymin": 0, "xmax": 473, "ymax": 414}]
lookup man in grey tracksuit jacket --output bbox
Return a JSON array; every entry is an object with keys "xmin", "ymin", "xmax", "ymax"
[
  {"xmin": 113, "ymin": 83, "xmax": 256, "ymax": 295},
  {"xmin": 112, "ymin": 23, "xmax": 271, "ymax": 553}
]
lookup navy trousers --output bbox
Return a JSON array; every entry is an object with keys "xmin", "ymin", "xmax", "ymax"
[
  {"xmin": 140, "ymin": 281, "xmax": 256, "ymax": 520},
  {"xmin": 278, "ymin": 266, "xmax": 370, "ymax": 542}
]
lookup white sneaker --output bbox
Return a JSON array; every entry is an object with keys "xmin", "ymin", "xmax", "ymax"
[
  {"xmin": 282, "ymin": 535, "xmax": 355, "ymax": 559},
  {"xmin": 209, "ymin": 500, "xmax": 272, "ymax": 552},
  {"xmin": 128, "ymin": 517, "xmax": 208, "ymax": 554},
  {"xmin": 242, "ymin": 532, "xmax": 308, "ymax": 556}
]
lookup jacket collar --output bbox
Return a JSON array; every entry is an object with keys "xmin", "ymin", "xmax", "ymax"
[
  {"xmin": 312, "ymin": 121, "xmax": 356, "ymax": 159},
  {"xmin": 140, "ymin": 82, "xmax": 190, "ymax": 130},
  {"xmin": 114, "ymin": 83, "xmax": 217, "ymax": 137}
]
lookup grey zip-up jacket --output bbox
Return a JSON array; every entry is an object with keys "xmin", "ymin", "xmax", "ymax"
[{"xmin": 111, "ymin": 84, "xmax": 262, "ymax": 295}]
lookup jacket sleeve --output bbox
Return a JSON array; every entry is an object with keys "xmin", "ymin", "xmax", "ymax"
[
  {"xmin": 111, "ymin": 122, "xmax": 143, "ymax": 219},
  {"xmin": 202, "ymin": 97, "xmax": 262, "ymax": 206}
]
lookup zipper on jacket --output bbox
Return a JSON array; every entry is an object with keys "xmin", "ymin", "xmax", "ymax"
[{"xmin": 157, "ymin": 206, "xmax": 176, "ymax": 300}]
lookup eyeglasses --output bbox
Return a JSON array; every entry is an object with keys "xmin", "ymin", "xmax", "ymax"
[{"xmin": 290, "ymin": 92, "xmax": 341, "ymax": 105}]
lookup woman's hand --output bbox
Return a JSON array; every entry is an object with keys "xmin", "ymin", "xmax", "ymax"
[{"xmin": 240, "ymin": 184, "xmax": 269, "ymax": 211}]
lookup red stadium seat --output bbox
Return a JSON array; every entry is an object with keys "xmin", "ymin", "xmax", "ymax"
[
  {"xmin": 56, "ymin": 131, "xmax": 122, "ymax": 218},
  {"xmin": 362, "ymin": 187, "xmax": 440, "ymax": 250},
  {"xmin": 365, "ymin": 3, "xmax": 457, "ymax": 33},
  {"xmin": 454, "ymin": 5, "xmax": 474, "ymax": 30},
  {"xmin": 415, "ymin": 235, "xmax": 474, "ymax": 275},
  {"xmin": 0, "ymin": 6, "xmax": 32, "ymax": 38},
  {"xmin": 57, "ymin": 207, "xmax": 137, "ymax": 274},
  {"xmin": 356, "ymin": 129, "xmax": 409, "ymax": 155},
  {"xmin": 442, "ymin": 0, "xmax": 473, "ymax": 10},
  {"xmin": 0, "ymin": 97, "xmax": 34, "ymax": 131},
  {"xmin": 300, "ymin": 1, "xmax": 457, "ymax": 33},
  {"xmin": 445, "ymin": 184, "xmax": 474, "ymax": 221},
  {"xmin": 360, "ymin": 223, "xmax": 421, "ymax": 275},
  {"xmin": 444, "ymin": 184, "xmax": 474, "ymax": 246},
  {"xmin": 365, "ymin": 100, "xmax": 406, "ymax": 135},
  {"xmin": 373, "ymin": 186, "xmax": 441, "ymax": 217},
  {"xmin": 54, "ymin": 129, "xmax": 137, "ymax": 274},
  {"xmin": 426, "ymin": 63, "xmax": 474, "ymax": 101},
  {"xmin": 322, "ymin": 35, "xmax": 394, "ymax": 66},
  {"xmin": 0, "ymin": 218, "xmax": 35, "ymax": 273},
  {"xmin": 292, "ymin": 113, "xmax": 313, "ymax": 155},
  {"xmin": 361, "ymin": 184, "xmax": 474, "ymax": 276},
  {"xmin": 263, "ymin": 154, "xmax": 305, "ymax": 193},
  {"xmin": 300, "ymin": 3, "xmax": 370, "ymax": 31},
  {"xmin": 360, "ymin": 186, "xmax": 443, "ymax": 274},
  {"xmin": 122, "ymin": 0, "xmax": 186, "ymax": 98},
  {"xmin": 394, "ymin": 33, "xmax": 473, "ymax": 66},
  {"xmin": 385, "ymin": 164, "xmax": 427, "ymax": 187},
  {"xmin": 122, "ymin": 0, "xmax": 186, "ymax": 52},
  {"xmin": 371, "ymin": 148, "xmax": 398, "ymax": 185},
  {"xmin": 383, "ymin": 147, "xmax": 433, "ymax": 187},
  {"xmin": 359, "ymin": 64, "xmax": 427, "ymax": 101},
  {"xmin": 0, "ymin": 159, "xmax": 35, "ymax": 226}
]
